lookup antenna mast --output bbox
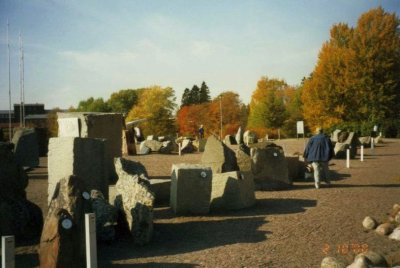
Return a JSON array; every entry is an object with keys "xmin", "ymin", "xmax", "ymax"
[
  {"xmin": 7, "ymin": 20, "xmax": 12, "ymax": 141},
  {"xmin": 19, "ymin": 32, "xmax": 25, "ymax": 128}
]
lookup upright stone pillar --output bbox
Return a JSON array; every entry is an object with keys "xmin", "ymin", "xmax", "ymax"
[{"xmin": 48, "ymin": 137, "xmax": 108, "ymax": 204}]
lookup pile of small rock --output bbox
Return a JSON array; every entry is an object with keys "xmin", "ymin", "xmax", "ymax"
[
  {"xmin": 321, "ymin": 204, "xmax": 400, "ymax": 267},
  {"xmin": 362, "ymin": 203, "xmax": 400, "ymax": 241}
]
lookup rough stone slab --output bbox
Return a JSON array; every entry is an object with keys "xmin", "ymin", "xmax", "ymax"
[
  {"xmin": 243, "ymin": 130, "xmax": 257, "ymax": 144},
  {"xmin": 170, "ymin": 164, "xmax": 212, "ymax": 214},
  {"xmin": 210, "ymin": 171, "xmax": 255, "ymax": 210},
  {"xmin": 57, "ymin": 112, "xmax": 123, "ymax": 182},
  {"xmin": 201, "ymin": 135, "xmax": 239, "ymax": 174},
  {"xmin": 115, "ymin": 158, "xmax": 154, "ymax": 245},
  {"xmin": 143, "ymin": 140, "xmax": 163, "ymax": 152},
  {"xmin": 45, "ymin": 175, "xmax": 93, "ymax": 264},
  {"xmin": 334, "ymin": 132, "xmax": 358, "ymax": 159},
  {"xmin": 180, "ymin": 139, "xmax": 194, "ymax": 153},
  {"xmin": 331, "ymin": 129, "xmax": 342, "ymax": 143},
  {"xmin": 48, "ymin": 137, "xmax": 108, "ymax": 204},
  {"xmin": 90, "ymin": 190, "xmax": 118, "ymax": 242},
  {"xmin": 224, "ymin": 135, "xmax": 237, "ymax": 145},
  {"xmin": 12, "ymin": 128, "xmax": 39, "ymax": 168},
  {"xmin": 235, "ymin": 127, "xmax": 244, "ymax": 145},
  {"xmin": 39, "ymin": 208, "xmax": 81, "ymax": 268},
  {"xmin": 159, "ymin": 141, "xmax": 174, "ymax": 154},
  {"xmin": 251, "ymin": 144, "xmax": 290, "ymax": 190},
  {"xmin": 358, "ymin": 136, "xmax": 371, "ymax": 146}
]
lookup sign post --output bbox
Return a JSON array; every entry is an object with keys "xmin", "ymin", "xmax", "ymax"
[{"xmin": 296, "ymin": 121, "xmax": 304, "ymax": 139}]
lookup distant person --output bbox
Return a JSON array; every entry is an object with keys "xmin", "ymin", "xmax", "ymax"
[
  {"xmin": 198, "ymin": 125, "xmax": 204, "ymax": 139},
  {"xmin": 303, "ymin": 127, "xmax": 334, "ymax": 189}
]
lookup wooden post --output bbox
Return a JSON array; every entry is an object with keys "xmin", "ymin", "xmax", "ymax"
[
  {"xmin": 85, "ymin": 213, "xmax": 97, "ymax": 268},
  {"xmin": 2, "ymin": 236, "xmax": 15, "ymax": 268},
  {"xmin": 346, "ymin": 149, "xmax": 350, "ymax": 168},
  {"xmin": 178, "ymin": 143, "xmax": 182, "ymax": 156}
]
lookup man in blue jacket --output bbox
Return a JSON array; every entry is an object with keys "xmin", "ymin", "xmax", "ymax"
[{"xmin": 303, "ymin": 127, "xmax": 334, "ymax": 189}]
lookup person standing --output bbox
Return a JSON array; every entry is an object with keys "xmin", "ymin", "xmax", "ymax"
[
  {"xmin": 198, "ymin": 125, "xmax": 204, "ymax": 139},
  {"xmin": 303, "ymin": 127, "xmax": 334, "ymax": 189}
]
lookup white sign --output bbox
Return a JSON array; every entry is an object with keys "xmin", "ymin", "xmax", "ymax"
[
  {"xmin": 58, "ymin": 118, "xmax": 80, "ymax": 137},
  {"xmin": 297, "ymin": 121, "xmax": 304, "ymax": 134}
]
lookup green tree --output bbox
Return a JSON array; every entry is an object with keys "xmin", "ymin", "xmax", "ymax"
[
  {"xmin": 76, "ymin": 97, "xmax": 110, "ymax": 112},
  {"xmin": 248, "ymin": 77, "xmax": 288, "ymax": 131},
  {"xmin": 126, "ymin": 86, "xmax": 177, "ymax": 136},
  {"xmin": 199, "ymin": 81, "xmax": 211, "ymax": 103},
  {"xmin": 107, "ymin": 89, "xmax": 140, "ymax": 114}
]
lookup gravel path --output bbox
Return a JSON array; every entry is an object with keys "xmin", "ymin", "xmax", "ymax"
[{"xmin": 16, "ymin": 139, "xmax": 400, "ymax": 267}]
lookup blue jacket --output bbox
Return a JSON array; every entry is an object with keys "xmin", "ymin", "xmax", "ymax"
[{"xmin": 303, "ymin": 134, "xmax": 334, "ymax": 162}]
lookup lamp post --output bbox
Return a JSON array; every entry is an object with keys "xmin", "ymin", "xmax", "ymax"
[{"xmin": 219, "ymin": 95, "xmax": 223, "ymax": 140}]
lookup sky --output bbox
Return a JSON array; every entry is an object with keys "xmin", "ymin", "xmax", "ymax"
[{"xmin": 0, "ymin": 0, "xmax": 399, "ymax": 110}]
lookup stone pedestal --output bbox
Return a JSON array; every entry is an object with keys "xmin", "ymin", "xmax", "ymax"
[
  {"xmin": 170, "ymin": 164, "xmax": 212, "ymax": 214},
  {"xmin": 211, "ymin": 171, "xmax": 255, "ymax": 210}
]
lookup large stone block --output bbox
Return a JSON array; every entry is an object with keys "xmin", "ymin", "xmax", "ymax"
[
  {"xmin": 114, "ymin": 158, "xmax": 154, "ymax": 245},
  {"xmin": 201, "ymin": 135, "xmax": 239, "ymax": 174},
  {"xmin": 12, "ymin": 128, "xmax": 39, "ymax": 168},
  {"xmin": 251, "ymin": 144, "xmax": 291, "ymax": 190},
  {"xmin": 122, "ymin": 129, "xmax": 136, "ymax": 155},
  {"xmin": 170, "ymin": 164, "xmax": 212, "ymax": 214},
  {"xmin": 57, "ymin": 112, "xmax": 123, "ymax": 182},
  {"xmin": 211, "ymin": 171, "xmax": 255, "ymax": 210},
  {"xmin": 48, "ymin": 137, "xmax": 108, "ymax": 204}
]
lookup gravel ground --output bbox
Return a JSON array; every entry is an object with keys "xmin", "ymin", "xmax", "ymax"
[{"xmin": 11, "ymin": 138, "xmax": 400, "ymax": 267}]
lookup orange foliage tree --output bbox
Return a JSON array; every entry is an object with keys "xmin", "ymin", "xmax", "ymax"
[
  {"xmin": 176, "ymin": 91, "xmax": 243, "ymax": 138},
  {"xmin": 302, "ymin": 7, "xmax": 400, "ymax": 131}
]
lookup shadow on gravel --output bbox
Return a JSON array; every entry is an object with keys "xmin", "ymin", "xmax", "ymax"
[
  {"xmin": 98, "ymin": 216, "xmax": 270, "ymax": 265},
  {"xmin": 102, "ymin": 262, "xmax": 197, "ymax": 268},
  {"xmin": 326, "ymin": 183, "xmax": 400, "ymax": 188},
  {"xmin": 155, "ymin": 198, "xmax": 317, "ymax": 220}
]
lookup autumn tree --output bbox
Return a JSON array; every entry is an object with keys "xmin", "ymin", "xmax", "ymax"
[
  {"xmin": 208, "ymin": 91, "xmax": 243, "ymax": 137},
  {"xmin": 126, "ymin": 86, "xmax": 177, "ymax": 136},
  {"xmin": 176, "ymin": 103, "xmax": 210, "ymax": 137},
  {"xmin": 302, "ymin": 7, "xmax": 400, "ymax": 131}
]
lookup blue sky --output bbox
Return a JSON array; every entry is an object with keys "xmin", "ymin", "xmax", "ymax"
[{"xmin": 0, "ymin": 0, "xmax": 399, "ymax": 110}]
